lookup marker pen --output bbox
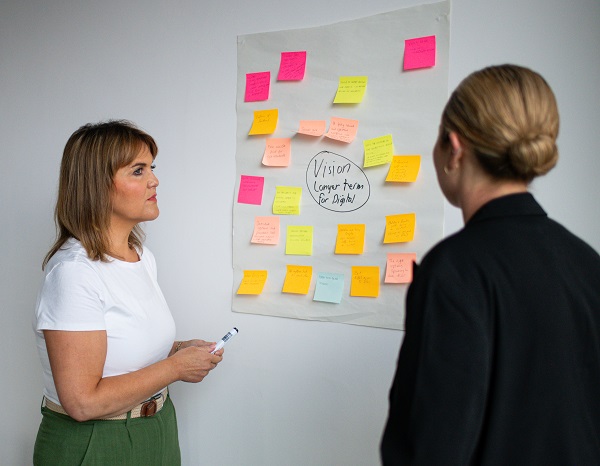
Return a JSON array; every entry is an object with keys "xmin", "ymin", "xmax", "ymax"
[{"xmin": 210, "ymin": 327, "xmax": 238, "ymax": 354}]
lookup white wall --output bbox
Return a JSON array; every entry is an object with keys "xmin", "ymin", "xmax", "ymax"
[{"xmin": 1, "ymin": 1, "xmax": 598, "ymax": 465}]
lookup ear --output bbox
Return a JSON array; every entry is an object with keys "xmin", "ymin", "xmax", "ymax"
[{"xmin": 448, "ymin": 131, "xmax": 465, "ymax": 166}]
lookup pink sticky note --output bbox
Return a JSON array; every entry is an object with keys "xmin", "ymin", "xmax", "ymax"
[
  {"xmin": 298, "ymin": 120, "xmax": 326, "ymax": 137},
  {"xmin": 278, "ymin": 51, "xmax": 307, "ymax": 81},
  {"xmin": 404, "ymin": 35, "xmax": 436, "ymax": 70},
  {"xmin": 237, "ymin": 175, "xmax": 265, "ymax": 205},
  {"xmin": 245, "ymin": 72, "xmax": 271, "ymax": 102},
  {"xmin": 385, "ymin": 253, "xmax": 417, "ymax": 284}
]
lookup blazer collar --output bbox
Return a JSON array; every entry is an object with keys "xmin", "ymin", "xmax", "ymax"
[{"xmin": 467, "ymin": 192, "xmax": 547, "ymax": 226}]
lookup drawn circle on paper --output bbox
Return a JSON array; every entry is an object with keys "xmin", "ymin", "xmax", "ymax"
[{"xmin": 306, "ymin": 151, "xmax": 371, "ymax": 212}]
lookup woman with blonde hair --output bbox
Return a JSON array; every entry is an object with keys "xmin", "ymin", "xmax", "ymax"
[
  {"xmin": 33, "ymin": 120, "xmax": 223, "ymax": 465},
  {"xmin": 381, "ymin": 65, "xmax": 600, "ymax": 465}
]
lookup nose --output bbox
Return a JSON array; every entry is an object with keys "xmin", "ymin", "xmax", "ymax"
[{"xmin": 148, "ymin": 172, "xmax": 159, "ymax": 188}]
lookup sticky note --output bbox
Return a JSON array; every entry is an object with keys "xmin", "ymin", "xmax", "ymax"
[
  {"xmin": 285, "ymin": 225, "xmax": 313, "ymax": 255},
  {"xmin": 273, "ymin": 186, "xmax": 302, "ymax": 215},
  {"xmin": 313, "ymin": 272, "xmax": 345, "ymax": 304},
  {"xmin": 249, "ymin": 109, "xmax": 278, "ymax": 135},
  {"xmin": 385, "ymin": 253, "xmax": 417, "ymax": 283},
  {"xmin": 384, "ymin": 213, "xmax": 416, "ymax": 243},
  {"xmin": 298, "ymin": 120, "xmax": 326, "ymax": 137},
  {"xmin": 237, "ymin": 270, "xmax": 268, "ymax": 295},
  {"xmin": 325, "ymin": 117, "xmax": 359, "ymax": 143},
  {"xmin": 335, "ymin": 224, "xmax": 366, "ymax": 254},
  {"xmin": 251, "ymin": 216, "xmax": 280, "ymax": 245},
  {"xmin": 404, "ymin": 35, "xmax": 436, "ymax": 70},
  {"xmin": 278, "ymin": 51, "xmax": 307, "ymax": 81},
  {"xmin": 350, "ymin": 266, "xmax": 380, "ymax": 297},
  {"xmin": 262, "ymin": 138, "xmax": 291, "ymax": 167},
  {"xmin": 282, "ymin": 265, "xmax": 313, "ymax": 294},
  {"xmin": 237, "ymin": 175, "xmax": 264, "ymax": 205},
  {"xmin": 386, "ymin": 156, "xmax": 421, "ymax": 182},
  {"xmin": 333, "ymin": 76, "xmax": 368, "ymax": 103},
  {"xmin": 363, "ymin": 135, "xmax": 393, "ymax": 167},
  {"xmin": 245, "ymin": 71, "xmax": 270, "ymax": 101}
]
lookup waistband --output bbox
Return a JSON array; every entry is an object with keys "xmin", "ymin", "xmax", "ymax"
[{"xmin": 42, "ymin": 387, "xmax": 169, "ymax": 421}]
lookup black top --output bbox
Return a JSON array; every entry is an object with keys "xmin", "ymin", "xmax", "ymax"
[{"xmin": 381, "ymin": 193, "xmax": 600, "ymax": 465}]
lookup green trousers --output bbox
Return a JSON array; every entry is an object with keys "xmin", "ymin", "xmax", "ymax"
[{"xmin": 34, "ymin": 395, "xmax": 181, "ymax": 466}]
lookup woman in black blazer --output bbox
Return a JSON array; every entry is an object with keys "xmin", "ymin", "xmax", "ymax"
[{"xmin": 381, "ymin": 64, "xmax": 600, "ymax": 465}]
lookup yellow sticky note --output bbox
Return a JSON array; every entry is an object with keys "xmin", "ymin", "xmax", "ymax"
[
  {"xmin": 386, "ymin": 156, "xmax": 421, "ymax": 182},
  {"xmin": 237, "ymin": 270, "xmax": 268, "ymax": 295},
  {"xmin": 350, "ymin": 266, "xmax": 380, "ymax": 297},
  {"xmin": 385, "ymin": 253, "xmax": 417, "ymax": 283},
  {"xmin": 298, "ymin": 120, "xmax": 326, "ymax": 137},
  {"xmin": 384, "ymin": 213, "xmax": 416, "ymax": 243},
  {"xmin": 286, "ymin": 226, "xmax": 313, "ymax": 255},
  {"xmin": 282, "ymin": 265, "xmax": 313, "ymax": 294},
  {"xmin": 273, "ymin": 186, "xmax": 302, "ymax": 215},
  {"xmin": 263, "ymin": 138, "xmax": 291, "ymax": 167},
  {"xmin": 251, "ymin": 216, "xmax": 280, "ymax": 245},
  {"xmin": 249, "ymin": 109, "xmax": 278, "ymax": 135},
  {"xmin": 325, "ymin": 117, "xmax": 359, "ymax": 143},
  {"xmin": 363, "ymin": 135, "xmax": 394, "ymax": 167},
  {"xmin": 333, "ymin": 76, "xmax": 368, "ymax": 104},
  {"xmin": 335, "ymin": 224, "xmax": 366, "ymax": 254}
]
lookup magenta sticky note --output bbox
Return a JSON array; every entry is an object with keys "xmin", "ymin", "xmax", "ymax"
[
  {"xmin": 404, "ymin": 35, "xmax": 436, "ymax": 70},
  {"xmin": 238, "ymin": 175, "xmax": 265, "ymax": 205},
  {"xmin": 245, "ymin": 72, "xmax": 271, "ymax": 102},
  {"xmin": 278, "ymin": 51, "xmax": 307, "ymax": 81}
]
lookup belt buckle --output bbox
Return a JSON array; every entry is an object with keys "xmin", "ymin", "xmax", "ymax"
[{"xmin": 140, "ymin": 394, "xmax": 161, "ymax": 417}]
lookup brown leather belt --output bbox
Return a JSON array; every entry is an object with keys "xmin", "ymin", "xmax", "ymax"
[{"xmin": 42, "ymin": 387, "xmax": 168, "ymax": 421}]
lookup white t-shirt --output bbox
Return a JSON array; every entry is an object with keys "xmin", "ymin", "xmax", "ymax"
[{"xmin": 34, "ymin": 238, "xmax": 176, "ymax": 404}]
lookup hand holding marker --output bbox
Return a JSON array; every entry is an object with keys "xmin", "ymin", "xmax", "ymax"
[{"xmin": 211, "ymin": 327, "xmax": 238, "ymax": 354}]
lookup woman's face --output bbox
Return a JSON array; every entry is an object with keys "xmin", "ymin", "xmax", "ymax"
[{"xmin": 110, "ymin": 145, "xmax": 159, "ymax": 230}]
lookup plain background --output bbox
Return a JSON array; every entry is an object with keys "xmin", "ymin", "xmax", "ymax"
[{"xmin": 1, "ymin": 0, "xmax": 598, "ymax": 465}]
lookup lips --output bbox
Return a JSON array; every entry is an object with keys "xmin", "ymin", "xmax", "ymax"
[{"xmin": 148, "ymin": 194, "xmax": 157, "ymax": 201}]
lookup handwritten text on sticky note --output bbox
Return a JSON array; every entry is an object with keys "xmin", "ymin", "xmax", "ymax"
[
  {"xmin": 298, "ymin": 120, "xmax": 326, "ymax": 137},
  {"xmin": 278, "ymin": 51, "xmax": 307, "ymax": 81},
  {"xmin": 386, "ymin": 155, "xmax": 421, "ymax": 182},
  {"xmin": 325, "ymin": 117, "xmax": 359, "ymax": 143},
  {"xmin": 335, "ymin": 224, "xmax": 366, "ymax": 254},
  {"xmin": 263, "ymin": 138, "xmax": 291, "ymax": 167},
  {"xmin": 282, "ymin": 265, "xmax": 313, "ymax": 294},
  {"xmin": 313, "ymin": 272, "xmax": 345, "ymax": 304},
  {"xmin": 273, "ymin": 186, "xmax": 302, "ymax": 215},
  {"xmin": 251, "ymin": 216, "xmax": 280, "ymax": 245},
  {"xmin": 237, "ymin": 175, "xmax": 264, "ymax": 205},
  {"xmin": 404, "ymin": 35, "xmax": 436, "ymax": 70},
  {"xmin": 333, "ymin": 76, "xmax": 368, "ymax": 103},
  {"xmin": 363, "ymin": 134, "xmax": 393, "ymax": 167},
  {"xmin": 385, "ymin": 253, "xmax": 417, "ymax": 283},
  {"xmin": 384, "ymin": 213, "xmax": 416, "ymax": 243},
  {"xmin": 286, "ymin": 225, "xmax": 313, "ymax": 255},
  {"xmin": 245, "ymin": 71, "xmax": 270, "ymax": 101},
  {"xmin": 237, "ymin": 270, "xmax": 268, "ymax": 295},
  {"xmin": 350, "ymin": 266, "xmax": 380, "ymax": 297},
  {"xmin": 249, "ymin": 109, "xmax": 278, "ymax": 135}
]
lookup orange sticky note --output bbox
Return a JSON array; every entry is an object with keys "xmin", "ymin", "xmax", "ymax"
[
  {"xmin": 298, "ymin": 120, "xmax": 326, "ymax": 137},
  {"xmin": 325, "ymin": 117, "xmax": 359, "ymax": 143},
  {"xmin": 251, "ymin": 216, "xmax": 280, "ymax": 245},
  {"xmin": 335, "ymin": 224, "xmax": 366, "ymax": 254},
  {"xmin": 333, "ymin": 76, "xmax": 368, "ymax": 103},
  {"xmin": 285, "ymin": 226, "xmax": 313, "ymax": 255},
  {"xmin": 404, "ymin": 35, "xmax": 436, "ymax": 70},
  {"xmin": 386, "ymin": 156, "xmax": 421, "ymax": 182},
  {"xmin": 385, "ymin": 253, "xmax": 417, "ymax": 283},
  {"xmin": 363, "ymin": 135, "xmax": 393, "ymax": 167},
  {"xmin": 282, "ymin": 265, "xmax": 313, "ymax": 294},
  {"xmin": 263, "ymin": 138, "xmax": 291, "ymax": 167},
  {"xmin": 249, "ymin": 109, "xmax": 278, "ymax": 135},
  {"xmin": 384, "ymin": 213, "xmax": 416, "ymax": 243},
  {"xmin": 350, "ymin": 266, "xmax": 380, "ymax": 297},
  {"xmin": 237, "ymin": 270, "xmax": 268, "ymax": 295}
]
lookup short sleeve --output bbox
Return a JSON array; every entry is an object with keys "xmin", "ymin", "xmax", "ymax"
[{"xmin": 35, "ymin": 260, "xmax": 106, "ymax": 331}]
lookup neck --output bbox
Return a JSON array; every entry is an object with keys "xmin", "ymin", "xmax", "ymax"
[
  {"xmin": 459, "ymin": 178, "xmax": 527, "ymax": 223},
  {"xmin": 107, "ymin": 224, "xmax": 138, "ymax": 262}
]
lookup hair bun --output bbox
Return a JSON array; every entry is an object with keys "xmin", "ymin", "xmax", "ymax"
[{"xmin": 506, "ymin": 133, "xmax": 558, "ymax": 179}]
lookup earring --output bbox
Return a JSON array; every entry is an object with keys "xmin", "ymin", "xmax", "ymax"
[{"xmin": 444, "ymin": 166, "xmax": 451, "ymax": 175}]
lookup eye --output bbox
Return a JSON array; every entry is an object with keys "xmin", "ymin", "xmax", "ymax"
[
  {"xmin": 133, "ymin": 167, "xmax": 143, "ymax": 176},
  {"xmin": 151, "ymin": 164, "xmax": 156, "ymax": 171}
]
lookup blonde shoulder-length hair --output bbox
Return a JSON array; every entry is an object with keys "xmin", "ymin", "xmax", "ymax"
[{"xmin": 43, "ymin": 120, "xmax": 158, "ymax": 269}]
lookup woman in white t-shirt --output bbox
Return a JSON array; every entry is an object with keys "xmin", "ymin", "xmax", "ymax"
[{"xmin": 33, "ymin": 120, "xmax": 223, "ymax": 465}]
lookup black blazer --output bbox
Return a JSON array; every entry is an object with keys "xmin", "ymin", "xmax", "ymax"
[{"xmin": 381, "ymin": 193, "xmax": 600, "ymax": 465}]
